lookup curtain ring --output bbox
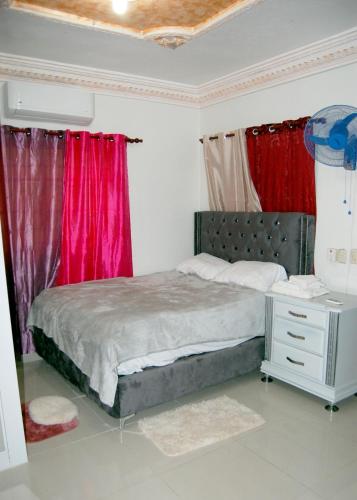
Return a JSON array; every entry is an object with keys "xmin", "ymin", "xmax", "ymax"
[
  {"xmin": 252, "ymin": 128, "xmax": 259, "ymax": 136},
  {"xmin": 268, "ymin": 126, "xmax": 276, "ymax": 133}
]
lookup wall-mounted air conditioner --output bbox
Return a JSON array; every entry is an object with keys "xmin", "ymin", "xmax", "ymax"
[{"xmin": 4, "ymin": 81, "xmax": 94, "ymax": 125}]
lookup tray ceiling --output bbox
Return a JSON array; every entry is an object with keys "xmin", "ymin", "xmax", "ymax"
[
  {"xmin": 9, "ymin": 0, "xmax": 261, "ymax": 47},
  {"xmin": 1, "ymin": 0, "xmax": 357, "ymax": 85}
]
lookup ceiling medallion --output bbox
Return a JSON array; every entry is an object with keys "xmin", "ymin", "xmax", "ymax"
[
  {"xmin": 151, "ymin": 35, "xmax": 190, "ymax": 49},
  {"xmin": 6, "ymin": 0, "xmax": 263, "ymax": 49}
]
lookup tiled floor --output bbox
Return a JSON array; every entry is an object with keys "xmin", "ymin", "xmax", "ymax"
[{"xmin": 2, "ymin": 361, "xmax": 357, "ymax": 499}]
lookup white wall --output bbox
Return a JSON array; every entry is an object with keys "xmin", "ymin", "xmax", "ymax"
[
  {"xmin": 200, "ymin": 63, "xmax": 357, "ymax": 294},
  {"xmin": 0, "ymin": 82, "xmax": 201, "ymax": 275},
  {"xmin": 0, "ymin": 229, "xmax": 27, "ymax": 471}
]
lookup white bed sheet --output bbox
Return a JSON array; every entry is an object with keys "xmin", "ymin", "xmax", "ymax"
[{"xmin": 117, "ymin": 336, "xmax": 254, "ymax": 375}]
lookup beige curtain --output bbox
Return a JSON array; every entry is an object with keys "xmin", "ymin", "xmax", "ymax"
[{"xmin": 203, "ymin": 129, "xmax": 262, "ymax": 211}]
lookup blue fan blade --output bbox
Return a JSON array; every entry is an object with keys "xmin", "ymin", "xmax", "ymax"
[
  {"xmin": 339, "ymin": 113, "xmax": 357, "ymax": 129},
  {"xmin": 309, "ymin": 135, "xmax": 329, "ymax": 146},
  {"xmin": 344, "ymin": 135, "xmax": 357, "ymax": 171}
]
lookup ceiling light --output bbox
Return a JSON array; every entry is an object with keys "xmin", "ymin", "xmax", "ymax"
[{"xmin": 112, "ymin": 0, "xmax": 129, "ymax": 15}]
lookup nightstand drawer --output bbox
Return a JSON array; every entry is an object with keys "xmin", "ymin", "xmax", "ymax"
[
  {"xmin": 272, "ymin": 342, "xmax": 324, "ymax": 381},
  {"xmin": 273, "ymin": 317, "xmax": 325, "ymax": 355},
  {"xmin": 274, "ymin": 301, "xmax": 327, "ymax": 329}
]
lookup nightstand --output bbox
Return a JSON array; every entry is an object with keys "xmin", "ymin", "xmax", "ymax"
[{"xmin": 261, "ymin": 291, "xmax": 357, "ymax": 411}]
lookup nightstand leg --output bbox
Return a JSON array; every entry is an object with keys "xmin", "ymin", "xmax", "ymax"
[
  {"xmin": 261, "ymin": 375, "xmax": 273, "ymax": 383},
  {"xmin": 324, "ymin": 404, "xmax": 339, "ymax": 412}
]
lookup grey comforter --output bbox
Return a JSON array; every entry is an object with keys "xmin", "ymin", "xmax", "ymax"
[{"xmin": 28, "ymin": 271, "xmax": 265, "ymax": 406}]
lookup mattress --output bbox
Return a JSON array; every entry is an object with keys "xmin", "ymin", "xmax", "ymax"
[{"xmin": 28, "ymin": 271, "xmax": 265, "ymax": 407}]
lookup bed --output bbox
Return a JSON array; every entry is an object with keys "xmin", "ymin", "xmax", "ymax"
[{"xmin": 29, "ymin": 211, "xmax": 315, "ymax": 421}]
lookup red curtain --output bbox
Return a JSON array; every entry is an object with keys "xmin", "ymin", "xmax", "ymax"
[
  {"xmin": 246, "ymin": 117, "xmax": 316, "ymax": 215},
  {"xmin": 56, "ymin": 131, "xmax": 133, "ymax": 285}
]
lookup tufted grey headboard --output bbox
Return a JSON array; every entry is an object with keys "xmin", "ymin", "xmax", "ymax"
[{"xmin": 195, "ymin": 211, "xmax": 315, "ymax": 276}]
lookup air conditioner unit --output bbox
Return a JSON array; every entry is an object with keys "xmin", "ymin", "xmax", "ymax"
[{"xmin": 4, "ymin": 81, "xmax": 94, "ymax": 125}]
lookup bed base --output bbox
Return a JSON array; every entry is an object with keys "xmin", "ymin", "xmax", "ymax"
[{"xmin": 33, "ymin": 327, "xmax": 264, "ymax": 418}]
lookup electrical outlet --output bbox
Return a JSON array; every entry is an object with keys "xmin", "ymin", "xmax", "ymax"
[
  {"xmin": 336, "ymin": 249, "xmax": 347, "ymax": 264},
  {"xmin": 351, "ymin": 249, "xmax": 357, "ymax": 264},
  {"xmin": 327, "ymin": 248, "xmax": 337, "ymax": 262}
]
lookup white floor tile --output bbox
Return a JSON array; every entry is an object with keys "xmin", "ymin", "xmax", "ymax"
[
  {"xmin": 309, "ymin": 458, "xmax": 357, "ymax": 499},
  {"xmin": 18, "ymin": 361, "xmax": 81, "ymax": 403},
  {"xmin": 24, "ymin": 430, "xmax": 153, "ymax": 500},
  {"xmin": 296, "ymin": 491, "xmax": 324, "ymax": 500},
  {"xmin": 0, "ymin": 485, "xmax": 40, "ymax": 500},
  {"xmin": 161, "ymin": 443, "xmax": 308, "ymax": 500},
  {"xmin": 236, "ymin": 417, "xmax": 357, "ymax": 489},
  {"xmin": 98, "ymin": 477, "xmax": 179, "ymax": 500}
]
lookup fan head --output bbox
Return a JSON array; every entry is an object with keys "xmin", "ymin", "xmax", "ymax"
[{"xmin": 304, "ymin": 105, "xmax": 357, "ymax": 170}]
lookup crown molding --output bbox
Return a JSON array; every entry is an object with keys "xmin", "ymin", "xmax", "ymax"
[
  {"xmin": 198, "ymin": 27, "xmax": 357, "ymax": 106},
  {"xmin": 0, "ymin": 53, "xmax": 200, "ymax": 107},
  {"xmin": 0, "ymin": 28, "xmax": 356, "ymax": 108}
]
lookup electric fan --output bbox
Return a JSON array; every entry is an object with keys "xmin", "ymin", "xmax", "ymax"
[{"xmin": 304, "ymin": 105, "xmax": 357, "ymax": 170}]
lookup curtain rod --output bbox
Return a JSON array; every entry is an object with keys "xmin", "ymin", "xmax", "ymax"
[
  {"xmin": 199, "ymin": 133, "xmax": 235, "ymax": 143},
  {"xmin": 199, "ymin": 117, "xmax": 310, "ymax": 143},
  {"xmin": 8, "ymin": 127, "xmax": 143, "ymax": 143}
]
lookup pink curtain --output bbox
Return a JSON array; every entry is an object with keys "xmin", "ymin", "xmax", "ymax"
[
  {"xmin": 56, "ymin": 131, "xmax": 133, "ymax": 285},
  {"xmin": 0, "ymin": 126, "xmax": 64, "ymax": 353}
]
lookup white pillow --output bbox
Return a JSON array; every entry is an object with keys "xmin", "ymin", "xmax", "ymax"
[
  {"xmin": 214, "ymin": 260, "xmax": 287, "ymax": 292},
  {"xmin": 177, "ymin": 253, "xmax": 231, "ymax": 280}
]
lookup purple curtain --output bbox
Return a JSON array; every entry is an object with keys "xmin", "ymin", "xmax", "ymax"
[{"xmin": 0, "ymin": 126, "xmax": 64, "ymax": 353}]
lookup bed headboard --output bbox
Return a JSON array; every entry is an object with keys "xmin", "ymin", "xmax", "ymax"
[{"xmin": 195, "ymin": 211, "xmax": 315, "ymax": 276}]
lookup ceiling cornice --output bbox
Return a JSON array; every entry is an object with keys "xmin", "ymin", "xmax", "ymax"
[
  {"xmin": 198, "ymin": 26, "xmax": 357, "ymax": 106},
  {"xmin": 0, "ymin": 53, "xmax": 200, "ymax": 107},
  {"xmin": 0, "ymin": 27, "xmax": 356, "ymax": 109}
]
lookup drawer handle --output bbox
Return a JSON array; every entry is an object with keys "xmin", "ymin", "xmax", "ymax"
[
  {"xmin": 286, "ymin": 356, "xmax": 305, "ymax": 366},
  {"xmin": 287, "ymin": 331, "xmax": 306, "ymax": 341},
  {"xmin": 288, "ymin": 310, "xmax": 307, "ymax": 319}
]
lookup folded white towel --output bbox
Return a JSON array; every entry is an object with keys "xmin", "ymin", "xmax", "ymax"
[
  {"xmin": 289, "ymin": 275, "xmax": 324, "ymax": 290},
  {"xmin": 271, "ymin": 280, "xmax": 329, "ymax": 299}
]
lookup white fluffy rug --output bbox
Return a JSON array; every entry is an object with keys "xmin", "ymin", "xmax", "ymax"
[
  {"xmin": 28, "ymin": 396, "xmax": 78, "ymax": 425},
  {"xmin": 138, "ymin": 395, "xmax": 265, "ymax": 456}
]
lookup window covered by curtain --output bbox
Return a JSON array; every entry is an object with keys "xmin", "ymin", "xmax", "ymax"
[
  {"xmin": 0, "ymin": 127, "xmax": 64, "ymax": 354},
  {"xmin": 246, "ymin": 117, "xmax": 316, "ymax": 215},
  {"xmin": 203, "ymin": 129, "xmax": 262, "ymax": 212},
  {"xmin": 56, "ymin": 131, "xmax": 133, "ymax": 285}
]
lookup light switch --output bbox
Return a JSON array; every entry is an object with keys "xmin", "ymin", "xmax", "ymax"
[
  {"xmin": 327, "ymin": 248, "xmax": 337, "ymax": 262},
  {"xmin": 336, "ymin": 249, "xmax": 347, "ymax": 264},
  {"xmin": 351, "ymin": 249, "xmax": 357, "ymax": 264}
]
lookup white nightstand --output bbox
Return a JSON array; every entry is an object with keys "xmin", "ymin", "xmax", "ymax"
[{"xmin": 261, "ymin": 291, "xmax": 357, "ymax": 411}]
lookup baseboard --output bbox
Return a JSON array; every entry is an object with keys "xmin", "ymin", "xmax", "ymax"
[{"xmin": 22, "ymin": 352, "xmax": 41, "ymax": 363}]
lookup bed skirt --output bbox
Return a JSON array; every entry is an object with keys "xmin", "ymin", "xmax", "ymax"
[{"xmin": 33, "ymin": 327, "xmax": 264, "ymax": 418}]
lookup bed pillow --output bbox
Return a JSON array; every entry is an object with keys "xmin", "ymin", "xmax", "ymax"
[
  {"xmin": 176, "ymin": 253, "xmax": 231, "ymax": 280},
  {"xmin": 214, "ymin": 260, "xmax": 287, "ymax": 292}
]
